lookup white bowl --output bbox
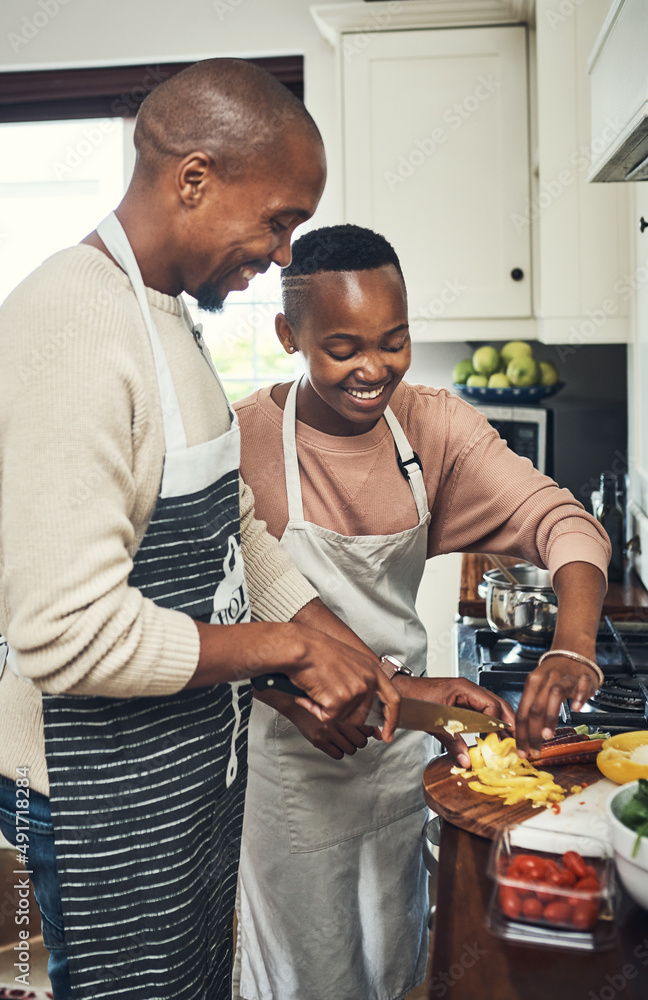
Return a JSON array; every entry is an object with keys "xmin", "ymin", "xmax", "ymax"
[{"xmin": 606, "ymin": 781, "xmax": 648, "ymax": 911}]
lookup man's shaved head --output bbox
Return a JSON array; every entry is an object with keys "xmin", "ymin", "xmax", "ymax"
[{"xmin": 133, "ymin": 58, "xmax": 322, "ymax": 182}]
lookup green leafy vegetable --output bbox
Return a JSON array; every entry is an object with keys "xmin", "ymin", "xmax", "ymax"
[
  {"xmin": 620, "ymin": 778, "xmax": 648, "ymax": 857},
  {"xmin": 574, "ymin": 725, "xmax": 610, "ymax": 740}
]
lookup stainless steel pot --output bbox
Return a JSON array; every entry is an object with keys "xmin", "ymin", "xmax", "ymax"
[{"xmin": 477, "ymin": 563, "xmax": 558, "ymax": 646}]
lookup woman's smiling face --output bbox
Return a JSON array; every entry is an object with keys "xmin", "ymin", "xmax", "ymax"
[{"xmin": 276, "ymin": 264, "xmax": 411, "ymax": 435}]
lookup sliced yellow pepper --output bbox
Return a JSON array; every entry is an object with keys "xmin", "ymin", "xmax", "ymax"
[{"xmin": 597, "ymin": 731, "xmax": 648, "ymax": 784}]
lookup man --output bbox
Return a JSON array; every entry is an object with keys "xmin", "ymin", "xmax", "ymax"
[{"xmin": 0, "ymin": 59, "xmax": 401, "ymax": 1000}]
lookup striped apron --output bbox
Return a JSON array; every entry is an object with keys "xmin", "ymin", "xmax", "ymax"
[{"xmin": 41, "ymin": 212, "xmax": 252, "ymax": 1000}]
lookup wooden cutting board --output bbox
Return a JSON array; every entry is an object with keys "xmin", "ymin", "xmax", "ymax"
[{"xmin": 422, "ymin": 754, "xmax": 605, "ymax": 840}]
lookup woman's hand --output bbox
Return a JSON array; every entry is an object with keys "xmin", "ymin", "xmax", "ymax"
[
  {"xmin": 515, "ymin": 562, "xmax": 606, "ymax": 758},
  {"xmin": 255, "ymin": 688, "xmax": 379, "ymax": 759},
  {"xmin": 392, "ymin": 675, "xmax": 515, "ymax": 768},
  {"xmin": 516, "ymin": 657, "xmax": 599, "ymax": 757},
  {"xmin": 286, "ymin": 705, "xmax": 378, "ymax": 760}
]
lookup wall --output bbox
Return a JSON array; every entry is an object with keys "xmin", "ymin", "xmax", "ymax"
[{"xmin": 0, "ymin": 0, "xmax": 352, "ymax": 224}]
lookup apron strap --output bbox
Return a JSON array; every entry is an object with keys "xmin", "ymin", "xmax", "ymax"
[
  {"xmin": 383, "ymin": 407, "xmax": 429, "ymax": 521},
  {"xmin": 282, "ymin": 377, "xmax": 304, "ymax": 522},
  {"xmin": 282, "ymin": 377, "xmax": 428, "ymax": 525},
  {"xmin": 96, "ymin": 212, "xmax": 187, "ymax": 454},
  {"xmin": 178, "ymin": 297, "xmax": 236, "ymax": 429}
]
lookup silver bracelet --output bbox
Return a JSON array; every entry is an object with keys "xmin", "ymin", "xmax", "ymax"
[{"xmin": 537, "ymin": 649, "xmax": 604, "ymax": 689}]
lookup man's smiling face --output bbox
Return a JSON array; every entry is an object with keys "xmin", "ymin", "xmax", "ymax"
[{"xmin": 184, "ymin": 132, "xmax": 326, "ymax": 312}]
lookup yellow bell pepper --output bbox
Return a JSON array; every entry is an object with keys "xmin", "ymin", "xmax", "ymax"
[{"xmin": 597, "ymin": 731, "xmax": 648, "ymax": 784}]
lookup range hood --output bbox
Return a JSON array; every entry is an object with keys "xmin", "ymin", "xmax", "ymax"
[{"xmin": 588, "ymin": 0, "xmax": 648, "ymax": 182}]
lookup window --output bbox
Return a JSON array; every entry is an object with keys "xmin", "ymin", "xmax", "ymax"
[
  {"xmin": 194, "ymin": 270, "xmax": 299, "ymax": 402},
  {"xmin": 0, "ymin": 60, "xmax": 304, "ymax": 402}
]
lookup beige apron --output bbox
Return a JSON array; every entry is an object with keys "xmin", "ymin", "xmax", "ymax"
[{"xmin": 235, "ymin": 378, "xmax": 433, "ymax": 1000}]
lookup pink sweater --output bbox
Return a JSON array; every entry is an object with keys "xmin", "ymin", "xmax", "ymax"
[{"xmin": 234, "ymin": 381, "xmax": 611, "ymax": 580}]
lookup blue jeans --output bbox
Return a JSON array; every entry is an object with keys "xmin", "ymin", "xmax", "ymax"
[{"xmin": 0, "ymin": 774, "xmax": 72, "ymax": 1000}]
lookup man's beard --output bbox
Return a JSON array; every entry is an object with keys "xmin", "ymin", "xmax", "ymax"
[{"xmin": 195, "ymin": 280, "xmax": 225, "ymax": 314}]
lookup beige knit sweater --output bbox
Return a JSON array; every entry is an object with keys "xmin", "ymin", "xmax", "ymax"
[{"xmin": 0, "ymin": 246, "xmax": 316, "ymax": 796}]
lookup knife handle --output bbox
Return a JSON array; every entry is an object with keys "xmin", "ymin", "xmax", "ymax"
[{"xmin": 251, "ymin": 673, "xmax": 307, "ymax": 697}]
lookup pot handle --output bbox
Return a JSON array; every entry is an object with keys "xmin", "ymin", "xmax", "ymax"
[{"xmin": 478, "ymin": 582, "xmax": 488, "ymax": 598}]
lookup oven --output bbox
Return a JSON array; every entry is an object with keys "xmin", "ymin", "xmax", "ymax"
[{"xmin": 457, "ymin": 618, "xmax": 648, "ymax": 733}]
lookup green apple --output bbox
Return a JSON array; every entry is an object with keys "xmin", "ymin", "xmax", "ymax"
[
  {"xmin": 539, "ymin": 360, "xmax": 559, "ymax": 386},
  {"xmin": 501, "ymin": 341, "xmax": 534, "ymax": 366},
  {"xmin": 453, "ymin": 358, "xmax": 475, "ymax": 384},
  {"xmin": 488, "ymin": 372, "xmax": 511, "ymax": 388},
  {"xmin": 506, "ymin": 357, "xmax": 539, "ymax": 387},
  {"xmin": 472, "ymin": 345, "xmax": 500, "ymax": 377},
  {"xmin": 466, "ymin": 374, "xmax": 488, "ymax": 387}
]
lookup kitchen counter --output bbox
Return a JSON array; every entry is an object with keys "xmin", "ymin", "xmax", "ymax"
[
  {"xmin": 459, "ymin": 554, "xmax": 648, "ymax": 621},
  {"xmin": 430, "ymin": 822, "xmax": 648, "ymax": 1000}
]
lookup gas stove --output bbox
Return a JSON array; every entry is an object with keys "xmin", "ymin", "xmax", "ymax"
[{"xmin": 458, "ymin": 618, "xmax": 648, "ymax": 733}]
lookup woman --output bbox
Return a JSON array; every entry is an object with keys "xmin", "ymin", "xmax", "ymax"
[{"xmin": 233, "ymin": 225, "xmax": 610, "ymax": 1000}]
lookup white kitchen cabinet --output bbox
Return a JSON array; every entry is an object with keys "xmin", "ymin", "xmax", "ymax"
[
  {"xmin": 342, "ymin": 25, "xmax": 532, "ymax": 328},
  {"xmin": 534, "ymin": 0, "xmax": 630, "ymax": 345},
  {"xmin": 313, "ymin": 0, "xmax": 630, "ymax": 345}
]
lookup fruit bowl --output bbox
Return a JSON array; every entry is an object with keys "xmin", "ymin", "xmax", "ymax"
[{"xmin": 453, "ymin": 382, "xmax": 565, "ymax": 405}]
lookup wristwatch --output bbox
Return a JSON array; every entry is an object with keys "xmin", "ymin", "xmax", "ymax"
[{"xmin": 380, "ymin": 654, "xmax": 413, "ymax": 681}]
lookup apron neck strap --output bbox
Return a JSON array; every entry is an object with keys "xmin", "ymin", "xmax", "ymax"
[
  {"xmin": 178, "ymin": 297, "xmax": 236, "ymax": 428},
  {"xmin": 96, "ymin": 212, "xmax": 187, "ymax": 454},
  {"xmin": 382, "ymin": 407, "xmax": 428, "ymax": 520},
  {"xmin": 282, "ymin": 376, "xmax": 428, "ymax": 524},
  {"xmin": 282, "ymin": 377, "xmax": 304, "ymax": 522}
]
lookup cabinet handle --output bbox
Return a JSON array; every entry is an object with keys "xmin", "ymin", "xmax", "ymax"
[
  {"xmin": 510, "ymin": 268, "xmax": 524, "ymax": 281},
  {"xmin": 640, "ymin": 217, "xmax": 648, "ymax": 234}
]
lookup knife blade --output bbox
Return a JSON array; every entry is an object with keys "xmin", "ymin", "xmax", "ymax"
[
  {"xmin": 388, "ymin": 698, "xmax": 512, "ymax": 736},
  {"xmin": 251, "ymin": 673, "xmax": 512, "ymax": 736}
]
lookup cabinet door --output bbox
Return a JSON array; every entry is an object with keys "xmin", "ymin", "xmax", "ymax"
[{"xmin": 343, "ymin": 26, "xmax": 531, "ymax": 324}]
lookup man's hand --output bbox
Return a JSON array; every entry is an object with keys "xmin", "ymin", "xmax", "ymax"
[
  {"xmin": 190, "ymin": 612, "xmax": 400, "ymax": 740},
  {"xmin": 287, "ymin": 624, "xmax": 400, "ymax": 739},
  {"xmin": 516, "ymin": 657, "xmax": 598, "ymax": 757},
  {"xmin": 391, "ymin": 674, "xmax": 515, "ymax": 768}
]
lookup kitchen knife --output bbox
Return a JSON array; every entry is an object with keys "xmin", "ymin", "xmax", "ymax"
[{"xmin": 251, "ymin": 673, "xmax": 512, "ymax": 735}]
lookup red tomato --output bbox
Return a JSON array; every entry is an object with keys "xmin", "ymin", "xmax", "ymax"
[
  {"xmin": 547, "ymin": 867, "xmax": 576, "ymax": 888},
  {"xmin": 512, "ymin": 878, "xmax": 536, "ymax": 899},
  {"xmin": 535, "ymin": 888, "xmax": 561, "ymax": 904},
  {"xmin": 574, "ymin": 876, "xmax": 600, "ymax": 893},
  {"xmin": 571, "ymin": 900, "xmax": 599, "ymax": 930},
  {"xmin": 562, "ymin": 851, "xmax": 588, "ymax": 879},
  {"xmin": 543, "ymin": 901, "xmax": 572, "ymax": 926},
  {"xmin": 509, "ymin": 855, "xmax": 547, "ymax": 880},
  {"xmin": 499, "ymin": 886, "xmax": 521, "ymax": 919},
  {"xmin": 585, "ymin": 865, "xmax": 599, "ymax": 882},
  {"xmin": 543, "ymin": 858, "xmax": 561, "ymax": 877},
  {"xmin": 521, "ymin": 897, "xmax": 543, "ymax": 920}
]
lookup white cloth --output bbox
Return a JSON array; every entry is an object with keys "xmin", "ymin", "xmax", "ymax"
[{"xmin": 235, "ymin": 378, "xmax": 433, "ymax": 1000}]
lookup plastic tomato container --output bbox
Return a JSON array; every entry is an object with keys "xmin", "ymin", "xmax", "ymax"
[{"xmin": 486, "ymin": 825, "xmax": 617, "ymax": 951}]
